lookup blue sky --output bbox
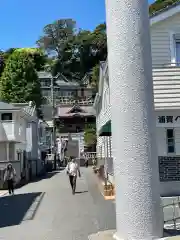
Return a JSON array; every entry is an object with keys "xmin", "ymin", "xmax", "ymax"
[{"xmin": 0, "ymin": 0, "xmax": 154, "ymax": 50}]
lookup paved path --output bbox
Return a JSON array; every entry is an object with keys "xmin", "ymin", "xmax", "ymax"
[{"xmin": 0, "ymin": 168, "xmax": 116, "ymax": 240}]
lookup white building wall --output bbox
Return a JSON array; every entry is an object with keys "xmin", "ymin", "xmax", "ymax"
[
  {"xmin": 96, "ymin": 76, "xmax": 111, "ymax": 132},
  {"xmin": 153, "ymin": 67, "xmax": 180, "ymax": 109},
  {"xmin": 150, "ymin": 12, "xmax": 180, "ymax": 66},
  {"xmin": 95, "ymin": 11, "xmax": 180, "ymax": 196},
  {"xmin": 0, "ymin": 143, "xmax": 7, "ymax": 161},
  {"xmin": 96, "ymin": 92, "xmax": 180, "ymax": 195}
]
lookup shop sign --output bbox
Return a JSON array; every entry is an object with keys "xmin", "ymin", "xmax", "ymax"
[{"xmin": 158, "ymin": 116, "xmax": 180, "ymax": 124}]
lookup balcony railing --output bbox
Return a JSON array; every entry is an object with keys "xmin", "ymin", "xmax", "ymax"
[
  {"xmin": 43, "ymin": 96, "xmax": 94, "ymax": 106},
  {"xmin": 83, "ymin": 152, "xmax": 97, "ymax": 159}
]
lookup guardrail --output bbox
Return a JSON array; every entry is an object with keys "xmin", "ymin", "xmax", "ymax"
[
  {"xmin": 83, "ymin": 152, "xmax": 97, "ymax": 159},
  {"xmin": 43, "ymin": 97, "xmax": 94, "ymax": 106},
  {"xmin": 163, "ymin": 196, "xmax": 180, "ymax": 230}
]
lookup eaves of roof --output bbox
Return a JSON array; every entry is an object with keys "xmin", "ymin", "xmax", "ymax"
[{"xmin": 150, "ymin": 1, "xmax": 180, "ymax": 19}]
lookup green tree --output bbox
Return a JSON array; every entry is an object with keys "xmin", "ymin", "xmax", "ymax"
[
  {"xmin": 84, "ymin": 123, "xmax": 96, "ymax": 146},
  {"xmin": 0, "ymin": 48, "xmax": 17, "ymax": 77},
  {"xmin": 74, "ymin": 23, "xmax": 107, "ymax": 82},
  {"xmin": 91, "ymin": 23, "xmax": 107, "ymax": 61},
  {"xmin": 36, "ymin": 19, "xmax": 77, "ymax": 77},
  {"xmin": 0, "ymin": 51, "xmax": 5, "ymax": 77},
  {"xmin": 91, "ymin": 64, "xmax": 100, "ymax": 91},
  {"xmin": 37, "ymin": 19, "xmax": 76, "ymax": 56},
  {"xmin": 0, "ymin": 48, "xmax": 46, "ymax": 112},
  {"xmin": 36, "ymin": 20, "xmax": 107, "ymax": 83}
]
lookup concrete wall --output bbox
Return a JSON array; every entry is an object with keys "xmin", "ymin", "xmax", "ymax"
[
  {"xmin": 96, "ymin": 76, "xmax": 111, "ymax": 132},
  {"xmin": 160, "ymin": 182, "xmax": 180, "ymax": 197},
  {"xmin": 0, "ymin": 143, "xmax": 7, "ymax": 161}
]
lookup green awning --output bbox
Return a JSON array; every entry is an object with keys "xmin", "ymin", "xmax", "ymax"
[{"xmin": 99, "ymin": 120, "xmax": 111, "ymax": 136}]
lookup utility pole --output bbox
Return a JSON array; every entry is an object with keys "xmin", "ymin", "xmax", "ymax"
[
  {"xmin": 50, "ymin": 74, "xmax": 57, "ymax": 170},
  {"xmin": 104, "ymin": 0, "xmax": 163, "ymax": 240}
]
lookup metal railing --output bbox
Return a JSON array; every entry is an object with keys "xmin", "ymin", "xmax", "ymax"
[
  {"xmin": 83, "ymin": 152, "xmax": 97, "ymax": 159},
  {"xmin": 163, "ymin": 196, "xmax": 180, "ymax": 230}
]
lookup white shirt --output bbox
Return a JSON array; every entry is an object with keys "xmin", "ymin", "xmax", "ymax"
[{"xmin": 67, "ymin": 162, "xmax": 79, "ymax": 176}]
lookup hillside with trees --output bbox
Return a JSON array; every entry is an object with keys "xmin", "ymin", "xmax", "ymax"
[
  {"xmin": 36, "ymin": 19, "xmax": 107, "ymax": 83},
  {"xmin": 0, "ymin": 0, "xmax": 177, "ymax": 111}
]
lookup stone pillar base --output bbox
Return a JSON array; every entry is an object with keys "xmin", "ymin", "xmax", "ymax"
[
  {"xmin": 88, "ymin": 230, "xmax": 168, "ymax": 240},
  {"xmin": 88, "ymin": 230, "xmax": 116, "ymax": 240}
]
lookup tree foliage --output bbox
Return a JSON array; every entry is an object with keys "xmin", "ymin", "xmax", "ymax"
[
  {"xmin": 37, "ymin": 19, "xmax": 77, "ymax": 77},
  {"xmin": 149, "ymin": 0, "xmax": 178, "ymax": 15},
  {"xmin": 36, "ymin": 19, "xmax": 107, "ymax": 83},
  {"xmin": 91, "ymin": 64, "xmax": 100, "ymax": 92},
  {"xmin": 37, "ymin": 19, "xmax": 76, "ymax": 56},
  {"xmin": 0, "ymin": 48, "xmax": 46, "ymax": 110},
  {"xmin": 84, "ymin": 123, "xmax": 96, "ymax": 146},
  {"xmin": 0, "ymin": 48, "xmax": 17, "ymax": 78}
]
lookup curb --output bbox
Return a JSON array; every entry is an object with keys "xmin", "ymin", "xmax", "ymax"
[
  {"xmin": 0, "ymin": 191, "xmax": 8, "ymax": 197},
  {"xmin": 31, "ymin": 192, "xmax": 45, "ymax": 219}
]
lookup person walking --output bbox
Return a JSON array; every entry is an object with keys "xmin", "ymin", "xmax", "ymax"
[
  {"xmin": 66, "ymin": 157, "xmax": 81, "ymax": 195},
  {"xmin": 85, "ymin": 158, "xmax": 88, "ymax": 168},
  {"xmin": 4, "ymin": 163, "xmax": 16, "ymax": 195}
]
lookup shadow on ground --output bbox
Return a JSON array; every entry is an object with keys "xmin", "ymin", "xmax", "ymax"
[
  {"xmin": 75, "ymin": 190, "xmax": 88, "ymax": 194},
  {"xmin": 0, "ymin": 192, "xmax": 43, "ymax": 228},
  {"xmin": 15, "ymin": 170, "xmax": 63, "ymax": 189},
  {"xmin": 164, "ymin": 228, "xmax": 180, "ymax": 236},
  {"xmin": 30, "ymin": 170, "xmax": 62, "ymax": 183}
]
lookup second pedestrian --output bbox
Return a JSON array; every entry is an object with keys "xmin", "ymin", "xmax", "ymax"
[
  {"xmin": 66, "ymin": 157, "xmax": 81, "ymax": 195},
  {"xmin": 4, "ymin": 163, "xmax": 16, "ymax": 195}
]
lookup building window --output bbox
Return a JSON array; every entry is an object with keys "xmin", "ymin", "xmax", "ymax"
[
  {"xmin": 39, "ymin": 127, "xmax": 43, "ymax": 140},
  {"xmin": 176, "ymin": 42, "xmax": 180, "ymax": 64},
  {"xmin": 17, "ymin": 152, "xmax": 21, "ymax": 161},
  {"xmin": 41, "ymin": 79, "xmax": 50, "ymax": 87},
  {"xmin": 1, "ymin": 113, "xmax": 12, "ymax": 121},
  {"xmin": 171, "ymin": 34, "xmax": 180, "ymax": 64},
  {"xmin": 46, "ymin": 136, "xmax": 51, "ymax": 145},
  {"xmin": 67, "ymin": 91, "xmax": 72, "ymax": 97},
  {"xmin": 42, "ymin": 89, "xmax": 50, "ymax": 96},
  {"xmin": 175, "ymin": 41, "xmax": 180, "ymax": 64},
  {"xmin": 166, "ymin": 129, "xmax": 175, "ymax": 154}
]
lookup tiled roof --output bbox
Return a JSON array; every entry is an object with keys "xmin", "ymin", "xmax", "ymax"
[
  {"xmin": 12, "ymin": 102, "xmax": 36, "ymax": 116},
  {"xmin": 38, "ymin": 71, "xmax": 79, "ymax": 87},
  {"xmin": 56, "ymin": 105, "xmax": 95, "ymax": 117},
  {"xmin": 0, "ymin": 101, "xmax": 36, "ymax": 117},
  {"xmin": 0, "ymin": 101, "xmax": 20, "ymax": 110},
  {"xmin": 56, "ymin": 79, "xmax": 79, "ymax": 87}
]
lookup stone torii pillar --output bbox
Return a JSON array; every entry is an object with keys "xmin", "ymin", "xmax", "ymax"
[{"xmin": 104, "ymin": 0, "xmax": 163, "ymax": 240}]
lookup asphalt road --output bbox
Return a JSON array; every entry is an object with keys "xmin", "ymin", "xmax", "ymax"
[{"xmin": 0, "ymin": 167, "xmax": 116, "ymax": 240}]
